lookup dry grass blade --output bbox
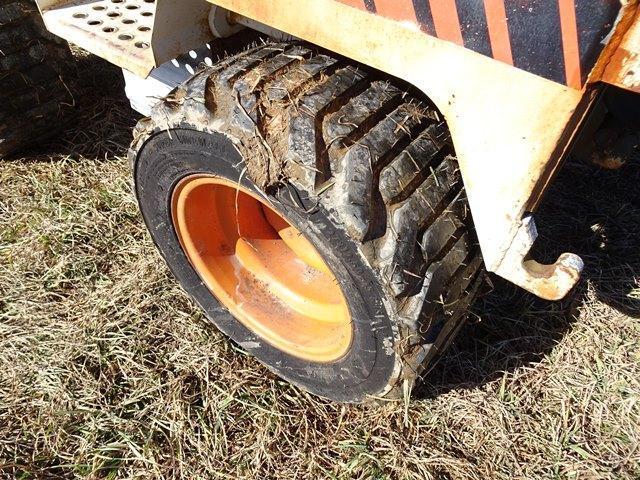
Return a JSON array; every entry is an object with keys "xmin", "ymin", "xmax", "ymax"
[{"xmin": 0, "ymin": 48, "xmax": 638, "ymax": 480}]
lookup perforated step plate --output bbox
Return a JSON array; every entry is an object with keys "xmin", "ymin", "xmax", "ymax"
[
  {"xmin": 124, "ymin": 42, "xmax": 217, "ymax": 115},
  {"xmin": 37, "ymin": 0, "xmax": 213, "ymax": 77}
]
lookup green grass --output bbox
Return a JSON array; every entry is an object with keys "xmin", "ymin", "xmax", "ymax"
[{"xmin": 0, "ymin": 51, "xmax": 639, "ymax": 479}]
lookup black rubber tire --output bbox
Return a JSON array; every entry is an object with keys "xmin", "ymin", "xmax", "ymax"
[
  {"xmin": 0, "ymin": 0, "xmax": 76, "ymax": 157},
  {"xmin": 130, "ymin": 43, "xmax": 484, "ymax": 402}
]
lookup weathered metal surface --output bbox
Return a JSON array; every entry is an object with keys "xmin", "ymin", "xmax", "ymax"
[
  {"xmin": 207, "ymin": 0, "xmax": 590, "ymax": 298},
  {"xmin": 35, "ymin": 0, "xmax": 213, "ymax": 77},
  {"xmin": 494, "ymin": 216, "xmax": 584, "ymax": 301},
  {"xmin": 602, "ymin": 6, "xmax": 640, "ymax": 92},
  {"xmin": 151, "ymin": 0, "xmax": 213, "ymax": 72},
  {"xmin": 35, "ymin": 0, "xmax": 640, "ymax": 299},
  {"xmin": 337, "ymin": 0, "xmax": 621, "ymax": 89}
]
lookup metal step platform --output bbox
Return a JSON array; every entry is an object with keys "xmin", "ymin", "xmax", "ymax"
[{"xmin": 36, "ymin": 0, "xmax": 213, "ymax": 77}]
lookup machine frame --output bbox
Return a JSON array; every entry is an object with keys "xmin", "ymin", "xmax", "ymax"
[{"xmin": 34, "ymin": 0, "xmax": 640, "ymax": 299}]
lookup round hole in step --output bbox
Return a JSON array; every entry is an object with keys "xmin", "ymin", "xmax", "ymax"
[
  {"xmin": 103, "ymin": 26, "xmax": 118, "ymax": 32},
  {"xmin": 87, "ymin": 19, "xmax": 103, "ymax": 26},
  {"xmin": 135, "ymin": 41, "xmax": 150, "ymax": 49},
  {"xmin": 126, "ymin": 4, "xmax": 140, "ymax": 9},
  {"xmin": 140, "ymin": 11, "xmax": 153, "ymax": 17},
  {"xmin": 72, "ymin": 12, "xmax": 88, "ymax": 18},
  {"xmin": 122, "ymin": 18, "xmax": 136, "ymax": 24},
  {"xmin": 137, "ymin": 25, "xmax": 151, "ymax": 32},
  {"xmin": 93, "ymin": 5, "xmax": 106, "ymax": 10},
  {"xmin": 118, "ymin": 33, "xmax": 134, "ymax": 40},
  {"xmin": 107, "ymin": 11, "xmax": 121, "ymax": 17}
]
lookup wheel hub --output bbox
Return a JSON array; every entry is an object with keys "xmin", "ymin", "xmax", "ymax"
[{"xmin": 171, "ymin": 175, "xmax": 352, "ymax": 362}]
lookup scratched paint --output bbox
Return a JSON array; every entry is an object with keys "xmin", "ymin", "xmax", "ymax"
[{"xmin": 336, "ymin": 0, "xmax": 622, "ymax": 88}]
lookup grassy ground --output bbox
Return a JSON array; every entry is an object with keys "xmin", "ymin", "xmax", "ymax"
[{"xmin": 0, "ymin": 49, "xmax": 639, "ymax": 480}]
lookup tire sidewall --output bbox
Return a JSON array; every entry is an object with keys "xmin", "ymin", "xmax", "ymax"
[{"xmin": 134, "ymin": 127, "xmax": 397, "ymax": 402}]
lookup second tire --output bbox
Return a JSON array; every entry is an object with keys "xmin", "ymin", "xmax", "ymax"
[{"xmin": 0, "ymin": 0, "xmax": 76, "ymax": 157}]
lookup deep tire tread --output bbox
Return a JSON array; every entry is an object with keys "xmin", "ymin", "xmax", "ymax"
[
  {"xmin": 324, "ymin": 80, "xmax": 404, "ymax": 148},
  {"xmin": 285, "ymin": 65, "xmax": 369, "ymax": 187},
  {"xmin": 380, "ymin": 121, "xmax": 452, "ymax": 204},
  {"xmin": 0, "ymin": 0, "xmax": 76, "ymax": 157},
  {"xmin": 334, "ymin": 101, "xmax": 434, "ymax": 241},
  {"xmin": 133, "ymin": 43, "xmax": 484, "ymax": 400}
]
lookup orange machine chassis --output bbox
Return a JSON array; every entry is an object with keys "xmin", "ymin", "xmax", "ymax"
[{"xmin": 35, "ymin": 0, "xmax": 640, "ymax": 299}]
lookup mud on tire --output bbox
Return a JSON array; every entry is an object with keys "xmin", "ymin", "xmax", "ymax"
[
  {"xmin": 0, "ymin": 0, "xmax": 76, "ymax": 157},
  {"xmin": 131, "ymin": 43, "xmax": 484, "ymax": 402}
]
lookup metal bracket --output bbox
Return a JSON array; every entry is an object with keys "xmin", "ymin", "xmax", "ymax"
[{"xmin": 494, "ymin": 215, "xmax": 584, "ymax": 300}]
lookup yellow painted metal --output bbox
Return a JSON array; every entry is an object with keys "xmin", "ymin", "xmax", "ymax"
[
  {"xmin": 206, "ymin": 0, "xmax": 591, "ymax": 299},
  {"xmin": 602, "ymin": 6, "xmax": 640, "ymax": 93},
  {"xmin": 35, "ymin": 0, "xmax": 640, "ymax": 299}
]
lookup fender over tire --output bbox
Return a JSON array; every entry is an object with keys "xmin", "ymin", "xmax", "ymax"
[{"xmin": 131, "ymin": 43, "xmax": 484, "ymax": 402}]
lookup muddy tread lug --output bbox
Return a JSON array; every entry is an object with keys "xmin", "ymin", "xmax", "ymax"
[
  {"xmin": 266, "ymin": 54, "xmax": 339, "ymax": 102},
  {"xmin": 379, "ymin": 122, "xmax": 450, "ymax": 204},
  {"xmin": 285, "ymin": 65, "xmax": 368, "ymax": 188},
  {"xmin": 378, "ymin": 156, "xmax": 461, "ymax": 297},
  {"xmin": 0, "ymin": 63, "xmax": 63, "ymax": 99},
  {"xmin": 324, "ymin": 81, "xmax": 403, "ymax": 147},
  {"xmin": 0, "ymin": 19, "xmax": 36, "ymax": 48},
  {"xmin": 421, "ymin": 194, "xmax": 468, "ymax": 262},
  {"xmin": 205, "ymin": 44, "xmax": 263, "ymax": 76},
  {"xmin": 402, "ymin": 235, "xmax": 477, "ymax": 342},
  {"xmin": 0, "ymin": 96, "xmax": 70, "ymax": 147},
  {"xmin": 0, "ymin": 41, "xmax": 49, "ymax": 70},
  {"xmin": 410, "ymin": 157, "xmax": 461, "ymax": 231},
  {"xmin": 0, "ymin": 0, "xmax": 35, "ymax": 25},
  {"xmin": 333, "ymin": 103, "xmax": 431, "ymax": 241},
  {"xmin": 419, "ymin": 252, "xmax": 483, "ymax": 349},
  {"xmin": 235, "ymin": 45, "xmax": 312, "ymax": 124},
  {"xmin": 5, "ymin": 81, "xmax": 68, "ymax": 115},
  {"xmin": 442, "ymin": 252, "xmax": 484, "ymax": 306},
  {"xmin": 211, "ymin": 44, "xmax": 286, "ymax": 90},
  {"xmin": 238, "ymin": 45, "xmax": 311, "ymax": 93},
  {"xmin": 420, "ymin": 233, "xmax": 473, "ymax": 309}
]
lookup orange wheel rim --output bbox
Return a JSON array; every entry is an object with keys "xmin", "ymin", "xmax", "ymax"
[{"xmin": 170, "ymin": 175, "xmax": 352, "ymax": 362}]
